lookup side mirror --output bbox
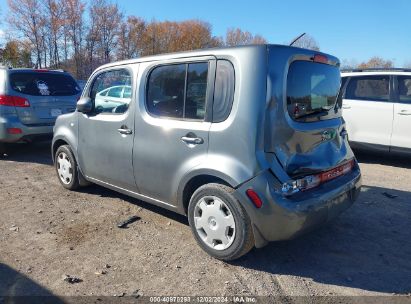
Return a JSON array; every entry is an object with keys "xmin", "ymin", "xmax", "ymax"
[{"xmin": 76, "ymin": 97, "xmax": 93, "ymax": 113}]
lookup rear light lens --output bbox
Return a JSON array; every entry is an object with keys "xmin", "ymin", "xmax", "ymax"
[
  {"xmin": 282, "ymin": 159, "xmax": 355, "ymax": 196},
  {"xmin": 312, "ymin": 54, "xmax": 328, "ymax": 64},
  {"xmin": 0, "ymin": 95, "xmax": 30, "ymax": 107},
  {"xmin": 7, "ymin": 128, "xmax": 22, "ymax": 134},
  {"xmin": 246, "ymin": 189, "xmax": 263, "ymax": 208}
]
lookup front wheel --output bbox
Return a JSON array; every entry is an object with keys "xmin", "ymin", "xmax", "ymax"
[
  {"xmin": 188, "ymin": 183, "xmax": 254, "ymax": 261},
  {"xmin": 55, "ymin": 145, "xmax": 79, "ymax": 190}
]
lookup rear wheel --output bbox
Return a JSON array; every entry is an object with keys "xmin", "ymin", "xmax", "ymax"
[
  {"xmin": 55, "ymin": 145, "xmax": 79, "ymax": 190},
  {"xmin": 188, "ymin": 183, "xmax": 254, "ymax": 261}
]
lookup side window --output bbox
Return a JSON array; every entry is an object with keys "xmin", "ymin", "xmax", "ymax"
[
  {"xmin": 90, "ymin": 69, "xmax": 132, "ymax": 114},
  {"xmin": 186, "ymin": 63, "xmax": 208, "ymax": 120},
  {"xmin": 147, "ymin": 64, "xmax": 186, "ymax": 118},
  {"xmin": 146, "ymin": 62, "xmax": 209, "ymax": 120},
  {"xmin": 345, "ymin": 76, "xmax": 389, "ymax": 102},
  {"xmin": 397, "ymin": 76, "xmax": 411, "ymax": 103},
  {"xmin": 213, "ymin": 60, "xmax": 235, "ymax": 123}
]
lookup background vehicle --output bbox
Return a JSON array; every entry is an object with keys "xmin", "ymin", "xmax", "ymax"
[
  {"xmin": 341, "ymin": 68, "xmax": 411, "ymax": 154},
  {"xmin": 52, "ymin": 45, "xmax": 361, "ymax": 260},
  {"xmin": 0, "ymin": 68, "xmax": 81, "ymax": 152},
  {"xmin": 76, "ymin": 80, "xmax": 87, "ymax": 92},
  {"xmin": 94, "ymin": 85, "xmax": 132, "ymax": 114}
]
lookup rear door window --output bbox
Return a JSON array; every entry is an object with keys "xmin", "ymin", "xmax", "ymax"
[
  {"xmin": 213, "ymin": 60, "xmax": 235, "ymax": 123},
  {"xmin": 397, "ymin": 76, "xmax": 411, "ymax": 103},
  {"xmin": 345, "ymin": 76, "xmax": 390, "ymax": 102},
  {"xmin": 287, "ymin": 61, "xmax": 341, "ymax": 121},
  {"xmin": 10, "ymin": 72, "xmax": 81, "ymax": 96},
  {"xmin": 146, "ymin": 62, "xmax": 209, "ymax": 120}
]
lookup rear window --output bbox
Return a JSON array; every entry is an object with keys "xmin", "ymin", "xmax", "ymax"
[
  {"xmin": 345, "ymin": 76, "xmax": 389, "ymax": 102},
  {"xmin": 9, "ymin": 72, "xmax": 81, "ymax": 96},
  {"xmin": 287, "ymin": 61, "xmax": 341, "ymax": 121}
]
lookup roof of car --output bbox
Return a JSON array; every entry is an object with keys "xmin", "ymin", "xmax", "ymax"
[
  {"xmin": 95, "ymin": 44, "xmax": 339, "ymax": 73},
  {"xmin": 0, "ymin": 67, "xmax": 71, "ymax": 74},
  {"xmin": 341, "ymin": 68, "xmax": 411, "ymax": 77}
]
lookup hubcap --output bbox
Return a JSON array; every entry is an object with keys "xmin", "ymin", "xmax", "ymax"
[
  {"xmin": 193, "ymin": 196, "xmax": 236, "ymax": 251},
  {"xmin": 57, "ymin": 152, "xmax": 73, "ymax": 185}
]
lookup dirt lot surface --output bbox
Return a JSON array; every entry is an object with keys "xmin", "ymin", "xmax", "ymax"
[{"xmin": 0, "ymin": 142, "xmax": 410, "ymax": 301}]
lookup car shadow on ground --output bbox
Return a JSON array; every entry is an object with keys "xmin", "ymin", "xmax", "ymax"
[
  {"xmin": 232, "ymin": 185, "xmax": 411, "ymax": 294},
  {"xmin": 0, "ymin": 263, "xmax": 64, "ymax": 303},
  {"xmin": 79, "ymin": 185, "xmax": 189, "ymax": 225},
  {"xmin": 354, "ymin": 149, "xmax": 411, "ymax": 169},
  {"xmin": 0, "ymin": 142, "xmax": 53, "ymax": 166}
]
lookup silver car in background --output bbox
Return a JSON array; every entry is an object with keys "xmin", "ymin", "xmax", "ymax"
[
  {"xmin": 52, "ymin": 45, "xmax": 362, "ymax": 260},
  {"xmin": 0, "ymin": 68, "xmax": 81, "ymax": 152}
]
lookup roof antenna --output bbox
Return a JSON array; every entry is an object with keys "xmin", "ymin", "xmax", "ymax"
[{"xmin": 290, "ymin": 33, "xmax": 306, "ymax": 46}]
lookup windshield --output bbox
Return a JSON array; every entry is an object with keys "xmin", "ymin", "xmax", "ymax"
[
  {"xmin": 287, "ymin": 61, "xmax": 341, "ymax": 121},
  {"xmin": 10, "ymin": 72, "xmax": 81, "ymax": 97}
]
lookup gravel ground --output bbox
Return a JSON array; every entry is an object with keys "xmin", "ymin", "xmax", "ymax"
[{"xmin": 0, "ymin": 142, "xmax": 410, "ymax": 301}]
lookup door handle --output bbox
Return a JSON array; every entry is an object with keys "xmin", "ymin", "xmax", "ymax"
[
  {"xmin": 118, "ymin": 127, "xmax": 133, "ymax": 135},
  {"xmin": 181, "ymin": 136, "xmax": 204, "ymax": 145},
  {"xmin": 398, "ymin": 110, "xmax": 411, "ymax": 116}
]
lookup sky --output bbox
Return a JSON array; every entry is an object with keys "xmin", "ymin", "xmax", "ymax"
[{"xmin": 0, "ymin": 0, "xmax": 410, "ymax": 66}]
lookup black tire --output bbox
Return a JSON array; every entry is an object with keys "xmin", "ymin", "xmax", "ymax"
[
  {"xmin": 188, "ymin": 183, "xmax": 254, "ymax": 261},
  {"xmin": 55, "ymin": 145, "xmax": 79, "ymax": 190}
]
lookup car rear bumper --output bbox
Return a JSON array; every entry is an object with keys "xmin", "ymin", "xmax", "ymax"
[
  {"xmin": 0, "ymin": 115, "xmax": 54, "ymax": 142},
  {"xmin": 233, "ymin": 166, "xmax": 362, "ymax": 248}
]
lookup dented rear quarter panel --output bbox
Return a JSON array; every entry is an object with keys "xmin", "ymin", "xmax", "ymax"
[{"xmin": 265, "ymin": 46, "xmax": 354, "ymax": 178}]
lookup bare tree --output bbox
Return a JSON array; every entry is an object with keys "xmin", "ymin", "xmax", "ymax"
[
  {"xmin": 225, "ymin": 28, "xmax": 253, "ymax": 46},
  {"xmin": 5, "ymin": 0, "xmax": 269, "ymax": 77},
  {"xmin": 225, "ymin": 28, "xmax": 266, "ymax": 46},
  {"xmin": 7, "ymin": 0, "xmax": 45, "ymax": 67},
  {"xmin": 45, "ymin": 0, "xmax": 64, "ymax": 67},
  {"xmin": 117, "ymin": 16, "xmax": 146, "ymax": 60},
  {"xmin": 64, "ymin": 0, "xmax": 86, "ymax": 77},
  {"xmin": 90, "ymin": 0, "xmax": 123, "ymax": 63},
  {"xmin": 291, "ymin": 34, "xmax": 320, "ymax": 51},
  {"xmin": 358, "ymin": 57, "xmax": 394, "ymax": 69}
]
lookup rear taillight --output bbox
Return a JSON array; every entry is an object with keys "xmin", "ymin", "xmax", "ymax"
[
  {"xmin": 7, "ymin": 128, "xmax": 22, "ymax": 134},
  {"xmin": 282, "ymin": 159, "xmax": 355, "ymax": 196},
  {"xmin": 0, "ymin": 95, "xmax": 30, "ymax": 107}
]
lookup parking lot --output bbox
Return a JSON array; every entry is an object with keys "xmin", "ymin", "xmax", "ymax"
[{"xmin": 0, "ymin": 142, "xmax": 410, "ymax": 299}]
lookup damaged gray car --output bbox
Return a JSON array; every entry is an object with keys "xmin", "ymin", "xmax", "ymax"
[{"xmin": 52, "ymin": 45, "xmax": 362, "ymax": 261}]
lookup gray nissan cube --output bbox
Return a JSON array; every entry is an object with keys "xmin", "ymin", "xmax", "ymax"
[
  {"xmin": 52, "ymin": 45, "xmax": 362, "ymax": 261},
  {"xmin": 0, "ymin": 68, "xmax": 80, "ymax": 152}
]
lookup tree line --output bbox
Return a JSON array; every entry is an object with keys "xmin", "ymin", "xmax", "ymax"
[
  {"xmin": 4, "ymin": 0, "xmax": 401, "ymax": 79},
  {"xmin": 0, "ymin": 0, "xmax": 272, "ymax": 79}
]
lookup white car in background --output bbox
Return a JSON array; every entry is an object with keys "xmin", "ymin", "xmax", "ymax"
[
  {"xmin": 341, "ymin": 69, "xmax": 411, "ymax": 154},
  {"xmin": 94, "ymin": 85, "xmax": 132, "ymax": 114}
]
